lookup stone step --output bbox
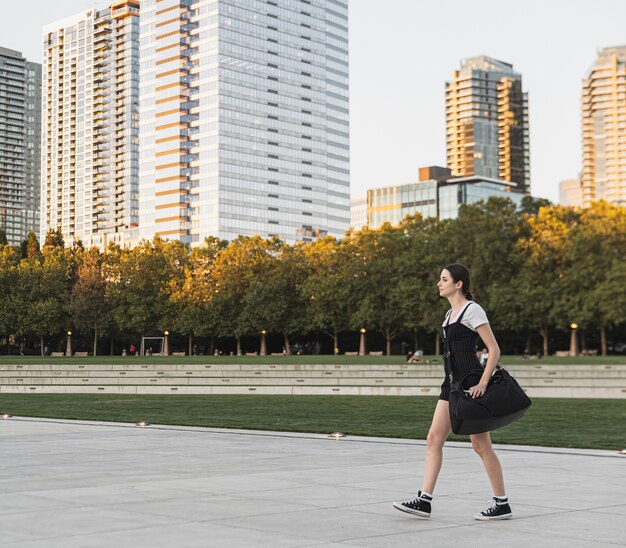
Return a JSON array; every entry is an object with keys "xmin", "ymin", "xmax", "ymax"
[
  {"xmin": 0, "ymin": 384, "xmax": 624, "ymax": 398},
  {"xmin": 2, "ymin": 363, "xmax": 625, "ymax": 373},
  {"xmin": 0, "ymin": 375, "xmax": 623, "ymax": 388}
]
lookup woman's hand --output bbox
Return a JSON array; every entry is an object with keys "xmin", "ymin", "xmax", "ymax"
[{"xmin": 469, "ymin": 382, "xmax": 489, "ymax": 399}]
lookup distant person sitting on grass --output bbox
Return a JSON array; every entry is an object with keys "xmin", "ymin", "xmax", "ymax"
[{"xmin": 408, "ymin": 350, "xmax": 424, "ymax": 364}]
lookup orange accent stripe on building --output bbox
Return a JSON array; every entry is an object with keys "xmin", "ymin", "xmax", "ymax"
[
  {"xmin": 156, "ymin": 42, "xmax": 179, "ymax": 53},
  {"xmin": 156, "ymin": 4, "xmax": 178, "ymax": 15},
  {"xmin": 156, "ymin": 135, "xmax": 180, "ymax": 144},
  {"xmin": 156, "ymin": 121, "xmax": 181, "ymax": 131},
  {"xmin": 156, "ymin": 148, "xmax": 181, "ymax": 158},
  {"xmin": 156, "ymin": 55, "xmax": 180, "ymax": 66},
  {"xmin": 156, "ymin": 162, "xmax": 182, "ymax": 170},
  {"xmin": 156, "ymin": 30, "xmax": 179, "ymax": 40},
  {"xmin": 156, "ymin": 216, "xmax": 185, "ymax": 223},
  {"xmin": 111, "ymin": 0, "xmax": 139, "ymax": 9},
  {"xmin": 156, "ymin": 17, "xmax": 179, "ymax": 28},
  {"xmin": 156, "ymin": 188, "xmax": 185, "ymax": 196},
  {"xmin": 155, "ymin": 202, "xmax": 182, "ymax": 210},
  {"xmin": 156, "ymin": 68, "xmax": 180, "ymax": 79},
  {"xmin": 155, "ymin": 176, "xmax": 181, "ymax": 184},
  {"xmin": 156, "ymin": 108, "xmax": 181, "ymax": 118},
  {"xmin": 156, "ymin": 230, "xmax": 187, "ymax": 236},
  {"xmin": 156, "ymin": 95, "xmax": 179, "ymax": 105},
  {"xmin": 156, "ymin": 82, "xmax": 179, "ymax": 92}
]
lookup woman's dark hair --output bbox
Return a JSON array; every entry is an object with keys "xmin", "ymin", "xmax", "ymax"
[{"xmin": 444, "ymin": 263, "xmax": 473, "ymax": 300}]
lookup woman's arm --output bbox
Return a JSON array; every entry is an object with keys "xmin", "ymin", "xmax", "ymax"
[{"xmin": 470, "ymin": 323, "xmax": 501, "ymax": 398}]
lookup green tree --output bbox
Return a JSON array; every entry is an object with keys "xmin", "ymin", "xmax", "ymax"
[
  {"xmin": 300, "ymin": 236, "xmax": 351, "ymax": 354},
  {"xmin": 211, "ymin": 236, "xmax": 279, "ymax": 355},
  {"xmin": 15, "ymin": 243, "xmax": 73, "ymax": 354},
  {"xmin": 346, "ymin": 224, "xmax": 408, "ymax": 355},
  {"xmin": 241, "ymin": 243, "xmax": 308, "ymax": 355},
  {"xmin": 0, "ymin": 244, "xmax": 19, "ymax": 353},
  {"xmin": 67, "ymin": 248, "xmax": 111, "ymax": 356},
  {"xmin": 105, "ymin": 238, "xmax": 178, "ymax": 352},
  {"xmin": 169, "ymin": 237, "xmax": 227, "ymax": 354}
]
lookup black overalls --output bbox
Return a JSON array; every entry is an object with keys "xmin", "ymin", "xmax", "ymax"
[{"xmin": 439, "ymin": 302, "xmax": 482, "ymax": 401}]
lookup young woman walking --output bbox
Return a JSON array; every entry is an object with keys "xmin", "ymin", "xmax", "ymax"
[{"xmin": 393, "ymin": 263, "xmax": 512, "ymax": 521}]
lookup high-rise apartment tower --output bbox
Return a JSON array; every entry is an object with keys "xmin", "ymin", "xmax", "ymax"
[
  {"xmin": 138, "ymin": 0, "xmax": 350, "ymax": 244},
  {"xmin": 0, "ymin": 47, "xmax": 41, "ymax": 245},
  {"xmin": 581, "ymin": 46, "xmax": 626, "ymax": 207},
  {"xmin": 446, "ymin": 56, "xmax": 530, "ymax": 192},
  {"xmin": 42, "ymin": 1, "xmax": 140, "ymax": 248}
]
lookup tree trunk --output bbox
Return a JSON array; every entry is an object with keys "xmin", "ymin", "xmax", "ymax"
[
  {"xmin": 40, "ymin": 335, "xmax": 44, "ymax": 356},
  {"xmin": 236, "ymin": 336, "xmax": 242, "ymax": 356},
  {"xmin": 413, "ymin": 332, "xmax": 419, "ymax": 354},
  {"xmin": 93, "ymin": 327, "xmax": 98, "ymax": 357},
  {"xmin": 385, "ymin": 331, "xmax": 392, "ymax": 356},
  {"xmin": 209, "ymin": 336, "xmax": 215, "ymax": 356},
  {"xmin": 540, "ymin": 326, "xmax": 549, "ymax": 357},
  {"xmin": 435, "ymin": 332, "xmax": 440, "ymax": 356},
  {"xmin": 600, "ymin": 325, "xmax": 607, "ymax": 357},
  {"xmin": 188, "ymin": 333, "xmax": 193, "ymax": 356},
  {"xmin": 525, "ymin": 333, "xmax": 532, "ymax": 354},
  {"xmin": 333, "ymin": 328, "xmax": 338, "ymax": 355},
  {"xmin": 283, "ymin": 333, "xmax": 291, "ymax": 355},
  {"xmin": 110, "ymin": 337, "xmax": 115, "ymax": 356}
]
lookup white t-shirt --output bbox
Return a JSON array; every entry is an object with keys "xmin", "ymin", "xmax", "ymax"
[{"xmin": 442, "ymin": 302, "xmax": 489, "ymax": 332}]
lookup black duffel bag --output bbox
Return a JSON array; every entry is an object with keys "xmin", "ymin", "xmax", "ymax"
[{"xmin": 449, "ymin": 367, "xmax": 532, "ymax": 435}]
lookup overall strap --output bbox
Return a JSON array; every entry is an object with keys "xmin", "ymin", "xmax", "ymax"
[{"xmin": 455, "ymin": 302, "xmax": 473, "ymax": 326}]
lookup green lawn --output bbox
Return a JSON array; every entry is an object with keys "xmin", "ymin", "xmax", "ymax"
[
  {"xmin": 1, "ymin": 394, "xmax": 623, "ymax": 451},
  {"xmin": 1, "ymin": 354, "xmax": 625, "ymax": 365}
]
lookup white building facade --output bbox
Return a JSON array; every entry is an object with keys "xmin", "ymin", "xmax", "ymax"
[{"xmin": 41, "ymin": 1, "xmax": 140, "ymax": 249}]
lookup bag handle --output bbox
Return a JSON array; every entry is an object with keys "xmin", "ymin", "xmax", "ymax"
[{"xmin": 454, "ymin": 365, "xmax": 504, "ymax": 386}]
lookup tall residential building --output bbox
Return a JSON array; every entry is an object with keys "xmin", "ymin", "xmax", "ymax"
[
  {"xmin": 366, "ymin": 166, "xmax": 527, "ymax": 228},
  {"xmin": 582, "ymin": 46, "xmax": 626, "ymax": 207},
  {"xmin": 138, "ymin": 0, "xmax": 350, "ymax": 245},
  {"xmin": 42, "ymin": 1, "xmax": 140, "ymax": 249},
  {"xmin": 559, "ymin": 178, "xmax": 583, "ymax": 207},
  {"xmin": 0, "ymin": 47, "xmax": 41, "ymax": 245},
  {"xmin": 446, "ymin": 56, "xmax": 530, "ymax": 192}
]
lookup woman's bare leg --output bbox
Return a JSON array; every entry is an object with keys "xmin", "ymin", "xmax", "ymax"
[
  {"xmin": 470, "ymin": 432, "xmax": 505, "ymax": 496},
  {"xmin": 421, "ymin": 399, "xmax": 451, "ymax": 494}
]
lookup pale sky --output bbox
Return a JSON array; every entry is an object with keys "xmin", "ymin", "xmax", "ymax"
[{"xmin": 3, "ymin": 0, "xmax": 626, "ymax": 203}]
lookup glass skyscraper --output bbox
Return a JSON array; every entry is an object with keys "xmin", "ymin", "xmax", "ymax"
[
  {"xmin": 582, "ymin": 46, "xmax": 626, "ymax": 207},
  {"xmin": 446, "ymin": 56, "xmax": 530, "ymax": 193},
  {"xmin": 138, "ymin": 0, "xmax": 350, "ymax": 245},
  {"xmin": 0, "ymin": 47, "xmax": 41, "ymax": 245},
  {"xmin": 42, "ymin": 1, "xmax": 140, "ymax": 249}
]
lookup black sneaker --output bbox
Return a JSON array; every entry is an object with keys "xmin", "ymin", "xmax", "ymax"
[
  {"xmin": 392, "ymin": 491, "xmax": 432, "ymax": 518},
  {"xmin": 473, "ymin": 498, "xmax": 512, "ymax": 521}
]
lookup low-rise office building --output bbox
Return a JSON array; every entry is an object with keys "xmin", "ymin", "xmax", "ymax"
[{"xmin": 366, "ymin": 166, "xmax": 527, "ymax": 228}]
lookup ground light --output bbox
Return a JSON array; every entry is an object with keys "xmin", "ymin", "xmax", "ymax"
[
  {"xmin": 620, "ymin": 449, "xmax": 626, "ymax": 455},
  {"xmin": 1, "ymin": 413, "xmax": 12, "ymax": 420},
  {"xmin": 328, "ymin": 432, "xmax": 346, "ymax": 440},
  {"xmin": 136, "ymin": 421, "xmax": 151, "ymax": 428}
]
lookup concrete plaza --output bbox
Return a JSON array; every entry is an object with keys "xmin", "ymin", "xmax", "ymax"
[{"xmin": 0, "ymin": 417, "xmax": 624, "ymax": 547}]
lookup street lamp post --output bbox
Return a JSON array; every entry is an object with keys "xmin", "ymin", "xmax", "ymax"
[
  {"xmin": 359, "ymin": 328, "xmax": 367, "ymax": 356},
  {"xmin": 163, "ymin": 330, "xmax": 169, "ymax": 356},
  {"xmin": 260, "ymin": 330, "xmax": 267, "ymax": 356},
  {"xmin": 66, "ymin": 331, "xmax": 72, "ymax": 357},
  {"xmin": 569, "ymin": 323, "xmax": 579, "ymax": 357}
]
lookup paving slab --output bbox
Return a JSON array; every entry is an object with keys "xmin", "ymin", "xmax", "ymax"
[{"xmin": 0, "ymin": 417, "xmax": 624, "ymax": 547}]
